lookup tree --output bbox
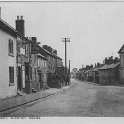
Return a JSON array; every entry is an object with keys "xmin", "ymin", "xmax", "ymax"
[
  {"xmin": 114, "ymin": 57, "xmax": 120, "ymax": 63},
  {"xmin": 104, "ymin": 57, "xmax": 108, "ymax": 64},
  {"xmin": 97, "ymin": 62, "xmax": 101, "ymax": 67}
]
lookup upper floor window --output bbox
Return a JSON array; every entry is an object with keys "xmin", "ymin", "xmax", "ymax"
[
  {"xmin": 8, "ymin": 39, "xmax": 14, "ymax": 56},
  {"xmin": 25, "ymin": 44, "xmax": 28, "ymax": 56}
]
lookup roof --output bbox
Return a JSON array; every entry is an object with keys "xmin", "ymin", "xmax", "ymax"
[
  {"xmin": 36, "ymin": 53, "xmax": 47, "ymax": 60},
  {"xmin": 93, "ymin": 67, "xmax": 102, "ymax": 71},
  {"xmin": 42, "ymin": 47, "xmax": 62, "ymax": 60},
  {"xmin": 118, "ymin": 44, "xmax": 124, "ymax": 54},
  {"xmin": 42, "ymin": 47, "xmax": 53, "ymax": 56},
  {"xmin": 99, "ymin": 62, "xmax": 120, "ymax": 70},
  {"xmin": 0, "ymin": 18, "xmax": 17, "ymax": 37},
  {"xmin": 0, "ymin": 18, "xmax": 31, "ymax": 43}
]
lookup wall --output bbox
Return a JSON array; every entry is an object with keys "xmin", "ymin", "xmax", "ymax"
[
  {"xmin": 47, "ymin": 55, "xmax": 56, "ymax": 73},
  {"xmin": 0, "ymin": 30, "xmax": 17, "ymax": 99},
  {"xmin": 57, "ymin": 58, "xmax": 63, "ymax": 67},
  {"xmin": 37, "ymin": 56, "xmax": 48, "ymax": 87},
  {"xmin": 30, "ymin": 54, "xmax": 40, "ymax": 91},
  {"xmin": 120, "ymin": 54, "xmax": 124, "ymax": 83},
  {"xmin": 99, "ymin": 68, "xmax": 119, "ymax": 85}
]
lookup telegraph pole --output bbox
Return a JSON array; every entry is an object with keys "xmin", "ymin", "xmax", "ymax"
[
  {"xmin": 69, "ymin": 59, "xmax": 71, "ymax": 84},
  {"xmin": 62, "ymin": 37, "xmax": 70, "ymax": 85}
]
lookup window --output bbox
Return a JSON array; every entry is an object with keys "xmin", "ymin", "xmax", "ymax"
[
  {"xmin": 44, "ymin": 61, "xmax": 46, "ymax": 67},
  {"xmin": 34, "ymin": 68, "xmax": 37, "ymax": 80},
  {"xmin": 9, "ymin": 66, "xmax": 14, "ymax": 86},
  {"xmin": 25, "ymin": 45, "xmax": 28, "ymax": 56},
  {"xmin": 8, "ymin": 39, "xmax": 14, "ymax": 56}
]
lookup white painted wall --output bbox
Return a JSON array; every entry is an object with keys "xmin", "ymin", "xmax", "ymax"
[{"xmin": 0, "ymin": 30, "xmax": 17, "ymax": 99}]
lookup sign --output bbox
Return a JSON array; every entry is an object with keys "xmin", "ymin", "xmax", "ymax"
[{"xmin": 20, "ymin": 47, "xmax": 25, "ymax": 55}]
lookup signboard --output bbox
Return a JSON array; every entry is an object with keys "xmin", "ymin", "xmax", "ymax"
[{"xmin": 20, "ymin": 47, "xmax": 25, "ymax": 55}]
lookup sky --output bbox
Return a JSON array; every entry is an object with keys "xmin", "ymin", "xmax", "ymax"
[{"xmin": 1, "ymin": 1, "xmax": 124, "ymax": 70}]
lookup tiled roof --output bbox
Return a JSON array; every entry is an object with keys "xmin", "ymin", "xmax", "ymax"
[
  {"xmin": 93, "ymin": 67, "xmax": 101, "ymax": 71},
  {"xmin": 42, "ymin": 47, "xmax": 62, "ymax": 60},
  {"xmin": 118, "ymin": 44, "xmax": 124, "ymax": 54},
  {"xmin": 99, "ymin": 62, "xmax": 120, "ymax": 70},
  {"xmin": 36, "ymin": 53, "xmax": 47, "ymax": 60},
  {"xmin": 0, "ymin": 18, "xmax": 30, "ymax": 42},
  {"xmin": 0, "ymin": 18, "xmax": 17, "ymax": 37}
]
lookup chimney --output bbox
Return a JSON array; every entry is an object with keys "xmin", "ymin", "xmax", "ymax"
[
  {"xmin": 17, "ymin": 16, "xmax": 19, "ymax": 20},
  {"xmin": 53, "ymin": 50, "xmax": 57, "ymax": 55},
  {"xmin": 15, "ymin": 16, "xmax": 25, "ymax": 36},
  {"xmin": 21, "ymin": 16, "xmax": 23, "ymax": 20},
  {"xmin": 31, "ymin": 37, "xmax": 37, "ymax": 43}
]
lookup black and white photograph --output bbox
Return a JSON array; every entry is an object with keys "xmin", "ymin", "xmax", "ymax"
[{"xmin": 1, "ymin": 0, "xmax": 124, "ymax": 119}]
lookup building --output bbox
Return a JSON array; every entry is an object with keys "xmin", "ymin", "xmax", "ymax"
[
  {"xmin": 16, "ymin": 16, "xmax": 31, "ymax": 94},
  {"xmin": 118, "ymin": 45, "xmax": 124, "ymax": 83},
  {"xmin": 71, "ymin": 68, "xmax": 78, "ymax": 79},
  {"xmin": 16, "ymin": 16, "xmax": 47, "ymax": 93},
  {"xmin": 37, "ymin": 53, "xmax": 48, "ymax": 90},
  {"xmin": 92, "ymin": 67, "xmax": 100, "ymax": 83},
  {"xmin": 42, "ymin": 45, "xmax": 57, "ymax": 74},
  {"xmin": 42, "ymin": 45, "xmax": 64, "ymax": 88},
  {"xmin": 98, "ymin": 63, "xmax": 120, "ymax": 85},
  {"xmin": 32, "ymin": 42, "xmax": 48, "ymax": 90},
  {"xmin": 56, "ymin": 56, "xmax": 63, "ymax": 68},
  {"xmin": 0, "ymin": 18, "xmax": 17, "ymax": 98},
  {"xmin": 0, "ymin": 13, "xmax": 64, "ymax": 98},
  {"xmin": 86, "ymin": 69, "xmax": 94, "ymax": 82}
]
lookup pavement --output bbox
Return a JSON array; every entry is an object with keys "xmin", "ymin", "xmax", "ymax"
[
  {"xmin": 1, "ymin": 79, "xmax": 124, "ymax": 116},
  {"xmin": 0, "ymin": 84, "xmax": 72, "ymax": 114}
]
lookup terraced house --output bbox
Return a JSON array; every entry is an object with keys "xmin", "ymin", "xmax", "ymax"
[
  {"xmin": 41, "ymin": 45, "xmax": 64, "ymax": 88},
  {"xmin": 0, "ymin": 13, "xmax": 64, "ymax": 99},
  {"xmin": 16, "ymin": 16, "xmax": 31, "ymax": 94},
  {"xmin": 0, "ymin": 18, "xmax": 17, "ymax": 98}
]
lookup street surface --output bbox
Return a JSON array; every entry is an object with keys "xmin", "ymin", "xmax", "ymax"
[{"xmin": 1, "ymin": 79, "xmax": 124, "ymax": 117}]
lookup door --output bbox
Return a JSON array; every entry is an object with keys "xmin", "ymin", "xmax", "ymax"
[
  {"xmin": 38, "ymin": 73, "xmax": 43, "ymax": 89},
  {"xmin": 17, "ymin": 66, "xmax": 22, "ymax": 91}
]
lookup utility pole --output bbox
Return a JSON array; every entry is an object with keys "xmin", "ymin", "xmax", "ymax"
[
  {"xmin": 62, "ymin": 37, "xmax": 70, "ymax": 85},
  {"xmin": 69, "ymin": 59, "xmax": 71, "ymax": 84}
]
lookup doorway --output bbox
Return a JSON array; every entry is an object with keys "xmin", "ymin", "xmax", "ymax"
[{"xmin": 17, "ymin": 66, "xmax": 22, "ymax": 91}]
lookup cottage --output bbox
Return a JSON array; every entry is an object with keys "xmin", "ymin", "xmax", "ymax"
[
  {"xmin": 98, "ymin": 63, "xmax": 120, "ymax": 85},
  {"xmin": 0, "ymin": 18, "xmax": 17, "ymax": 98}
]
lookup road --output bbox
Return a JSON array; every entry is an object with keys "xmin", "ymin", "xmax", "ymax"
[{"xmin": 1, "ymin": 79, "xmax": 124, "ymax": 117}]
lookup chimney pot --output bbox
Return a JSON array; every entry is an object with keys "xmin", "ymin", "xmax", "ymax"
[
  {"xmin": 21, "ymin": 16, "xmax": 23, "ymax": 20},
  {"xmin": 31, "ymin": 37, "xmax": 37, "ymax": 43},
  {"xmin": 17, "ymin": 16, "xmax": 19, "ymax": 20},
  {"xmin": 15, "ymin": 15, "xmax": 25, "ymax": 36}
]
